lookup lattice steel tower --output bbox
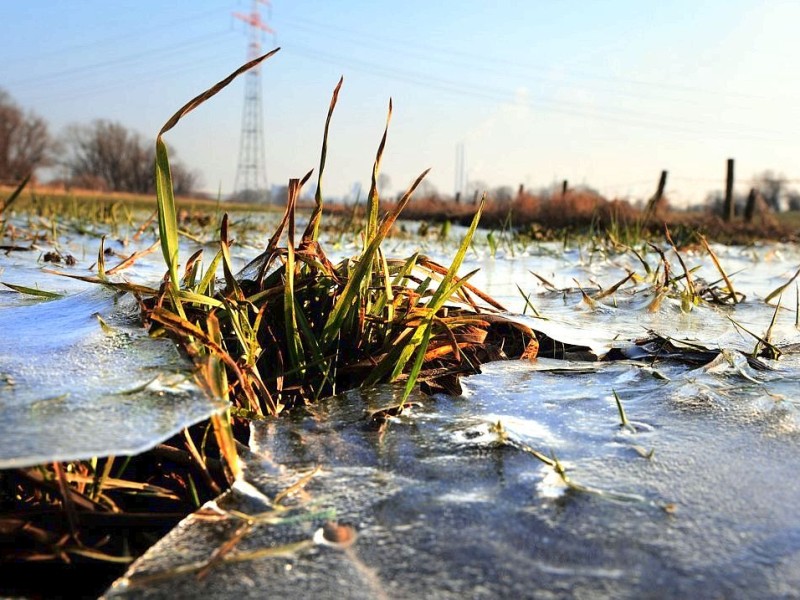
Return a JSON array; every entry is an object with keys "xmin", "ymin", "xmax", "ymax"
[{"xmin": 233, "ymin": 0, "xmax": 274, "ymax": 200}]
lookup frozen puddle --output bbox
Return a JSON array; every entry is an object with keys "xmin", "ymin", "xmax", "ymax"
[{"xmin": 107, "ymin": 351, "xmax": 800, "ymax": 598}]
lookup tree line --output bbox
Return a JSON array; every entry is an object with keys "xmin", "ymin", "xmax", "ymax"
[{"xmin": 0, "ymin": 88, "xmax": 199, "ymax": 195}]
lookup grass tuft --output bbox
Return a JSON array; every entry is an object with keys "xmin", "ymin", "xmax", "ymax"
[{"xmin": 140, "ymin": 53, "xmax": 538, "ymax": 451}]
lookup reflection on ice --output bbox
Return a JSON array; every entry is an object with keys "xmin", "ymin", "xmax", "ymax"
[
  {"xmin": 0, "ymin": 289, "xmax": 224, "ymax": 468},
  {"xmin": 450, "ymin": 414, "xmax": 561, "ymax": 449},
  {"xmin": 108, "ymin": 334, "xmax": 800, "ymax": 598}
]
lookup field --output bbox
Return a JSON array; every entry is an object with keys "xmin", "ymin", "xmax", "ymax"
[{"xmin": 2, "ymin": 53, "xmax": 800, "ymax": 599}]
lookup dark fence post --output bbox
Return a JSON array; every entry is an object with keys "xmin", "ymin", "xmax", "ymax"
[
  {"xmin": 646, "ymin": 170, "xmax": 668, "ymax": 215},
  {"xmin": 561, "ymin": 180, "xmax": 568, "ymax": 198},
  {"xmin": 744, "ymin": 188, "xmax": 757, "ymax": 223},
  {"xmin": 723, "ymin": 158, "xmax": 735, "ymax": 222}
]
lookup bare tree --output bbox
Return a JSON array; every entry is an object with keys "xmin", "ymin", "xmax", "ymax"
[
  {"xmin": 705, "ymin": 190, "xmax": 746, "ymax": 217},
  {"xmin": 787, "ymin": 191, "xmax": 800, "ymax": 212},
  {"xmin": 171, "ymin": 162, "xmax": 202, "ymax": 197},
  {"xmin": 62, "ymin": 120, "xmax": 199, "ymax": 195},
  {"xmin": 0, "ymin": 89, "xmax": 52, "ymax": 182},
  {"xmin": 491, "ymin": 185, "xmax": 515, "ymax": 202},
  {"xmin": 466, "ymin": 179, "xmax": 488, "ymax": 203},
  {"xmin": 62, "ymin": 120, "xmax": 149, "ymax": 192},
  {"xmin": 753, "ymin": 170, "xmax": 787, "ymax": 213},
  {"xmin": 414, "ymin": 178, "xmax": 440, "ymax": 199}
]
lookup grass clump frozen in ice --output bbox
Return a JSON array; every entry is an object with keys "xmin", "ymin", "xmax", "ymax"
[
  {"xmin": 143, "ymin": 49, "xmax": 538, "ymax": 475},
  {"xmin": 0, "ymin": 51, "xmax": 539, "ymax": 591}
]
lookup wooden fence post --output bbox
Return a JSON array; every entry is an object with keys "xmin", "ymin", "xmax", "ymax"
[
  {"xmin": 744, "ymin": 188, "xmax": 757, "ymax": 223},
  {"xmin": 646, "ymin": 170, "xmax": 668, "ymax": 215},
  {"xmin": 723, "ymin": 158, "xmax": 735, "ymax": 222}
]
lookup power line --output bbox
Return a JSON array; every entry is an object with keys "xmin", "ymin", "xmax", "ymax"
[
  {"xmin": 8, "ymin": 6, "xmax": 226, "ymax": 68},
  {"xmin": 6, "ymin": 30, "xmax": 235, "ymax": 91},
  {"xmin": 279, "ymin": 13, "xmax": 792, "ymax": 104},
  {"xmin": 283, "ymin": 42, "xmax": 799, "ymax": 143},
  {"xmin": 18, "ymin": 49, "xmax": 242, "ymax": 106}
]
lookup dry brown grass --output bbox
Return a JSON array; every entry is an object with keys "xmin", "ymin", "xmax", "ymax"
[{"xmin": 349, "ymin": 188, "xmax": 799, "ymax": 244}]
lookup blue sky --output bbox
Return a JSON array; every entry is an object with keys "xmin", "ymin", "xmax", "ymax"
[{"xmin": 3, "ymin": 1, "xmax": 799, "ymax": 205}]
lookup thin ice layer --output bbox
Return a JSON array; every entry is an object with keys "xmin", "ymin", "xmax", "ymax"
[
  {"xmin": 0, "ymin": 289, "xmax": 225, "ymax": 469},
  {"xmin": 106, "ymin": 354, "xmax": 800, "ymax": 599}
]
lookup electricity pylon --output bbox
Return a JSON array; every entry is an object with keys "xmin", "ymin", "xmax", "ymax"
[{"xmin": 233, "ymin": 0, "xmax": 274, "ymax": 201}]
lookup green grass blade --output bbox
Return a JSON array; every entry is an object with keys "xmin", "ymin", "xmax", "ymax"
[
  {"xmin": 381, "ymin": 271, "xmax": 478, "ymax": 384},
  {"xmin": 155, "ymin": 137, "xmax": 180, "ymax": 292},
  {"xmin": 304, "ymin": 76, "xmax": 343, "ymax": 243},
  {"xmin": 292, "ymin": 297, "xmax": 335, "ymax": 400},
  {"xmin": 284, "ymin": 179, "xmax": 304, "ymax": 373},
  {"xmin": 765, "ymin": 264, "xmax": 800, "ymax": 305},
  {"xmin": 1, "ymin": 173, "xmax": 31, "ymax": 216},
  {"xmin": 388, "ymin": 321, "xmax": 432, "ymax": 382},
  {"xmin": 42, "ymin": 269, "xmax": 157, "ymax": 296},
  {"xmin": 1, "ymin": 282, "xmax": 62, "ymax": 299},
  {"xmin": 432, "ymin": 269, "xmax": 479, "ymax": 309},
  {"xmin": 402, "ymin": 320, "xmax": 433, "ymax": 404},
  {"xmin": 367, "ymin": 204, "xmax": 483, "ymax": 387},
  {"xmin": 154, "ymin": 48, "xmax": 280, "ymax": 293},
  {"xmin": 516, "ymin": 283, "xmax": 541, "ymax": 317},
  {"xmin": 612, "ymin": 389, "xmax": 630, "ymax": 428},
  {"xmin": 427, "ymin": 197, "xmax": 485, "ymax": 313},
  {"xmin": 366, "ymin": 99, "xmax": 392, "ymax": 245},
  {"xmin": 391, "ymin": 252, "xmax": 420, "ymax": 287},
  {"xmin": 363, "ymin": 327, "xmax": 416, "ymax": 386},
  {"xmin": 196, "ymin": 250, "xmax": 223, "ymax": 296},
  {"xmin": 177, "ymin": 290, "xmax": 225, "ymax": 309},
  {"xmin": 370, "ymin": 249, "xmax": 395, "ymax": 322},
  {"xmin": 320, "ymin": 168, "xmax": 430, "ymax": 349}
]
